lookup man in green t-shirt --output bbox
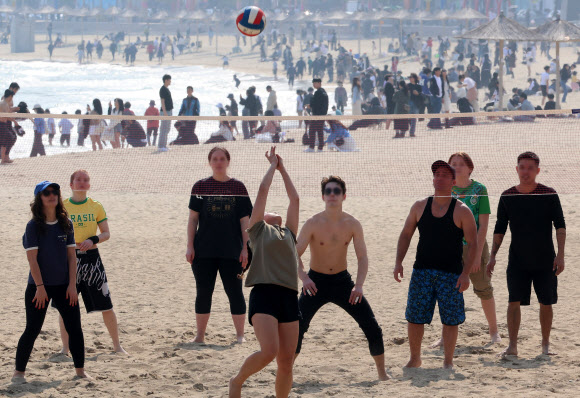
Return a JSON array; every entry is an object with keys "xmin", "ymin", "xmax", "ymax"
[{"xmin": 430, "ymin": 153, "xmax": 501, "ymax": 348}]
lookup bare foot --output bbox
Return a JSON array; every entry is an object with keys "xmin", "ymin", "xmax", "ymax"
[
  {"xmin": 59, "ymin": 349, "xmax": 69, "ymax": 355},
  {"xmin": 236, "ymin": 336, "xmax": 246, "ymax": 344},
  {"xmin": 377, "ymin": 368, "xmax": 390, "ymax": 381},
  {"xmin": 443, "ymin": 362, "xmax": 454, "ymax": 370},
  {"xmin": 229, "ymin": 376, "xmax": 242, "ymax": 398},
  {"xmin": 74, "ymin": 370, "xmax": 93, "ymax": 380},
  {"xmin": 490, "ymin": 332, "xmax": 502, "ymax": 344},
  {"xmin": 404, "ymin": 358, "xmax": 422, "ymax": 368},
  {"xmin": 1, "ymin": 159, "xmax": 14, "ymax": 164},
  {"xmin": 192, "ymin": 335, "xmax": 205, "ymax": 344},
  {"xmin": 115, "ymin": 346, "xmax": 129, "ymax": 355},
  {"xmin": 11, "ymin": 371, "xmax": 26, "ymax": 384},
  {"xmin": 499, "ymin": 345, "xmax": 518, "ymax": 358},
  {"xmin": 542, "ymin": 344, "xmax": 557, "ymax": 356},
  {"xmin": 428, "ymin": 337, "xmax": 444, "ymax": 349}
]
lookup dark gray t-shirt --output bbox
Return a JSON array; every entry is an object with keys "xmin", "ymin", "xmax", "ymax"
[{"xmin": 23, "ymin": 220, "xmax": 76, "ymax": 286}]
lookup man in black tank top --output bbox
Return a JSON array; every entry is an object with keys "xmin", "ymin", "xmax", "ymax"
[{"xmin": 394, "ymin": 161, "xmax": 478, "ymax": 369}]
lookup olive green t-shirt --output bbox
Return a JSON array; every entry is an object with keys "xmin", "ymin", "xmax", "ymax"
[{"xmin": 245, "ymin": 220, "xmax": 299, "ymax": 292}]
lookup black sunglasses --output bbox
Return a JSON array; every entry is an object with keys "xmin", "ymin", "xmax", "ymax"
[
  {"xmin": 41, "ymin": 188, "xmax": 60, "ymax": 197},
  {"xmin": 324, "ymin": 187, "xmax": 343, "ymax": 196}
]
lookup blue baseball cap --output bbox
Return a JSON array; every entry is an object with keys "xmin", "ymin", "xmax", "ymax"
[{"xmin": 34, "ymin": 181, "xmax": 60, "ymax": 196}]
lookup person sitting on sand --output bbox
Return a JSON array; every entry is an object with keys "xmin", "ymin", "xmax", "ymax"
[
  {"xmin": 205, "ymin": 109, "xmax": 235, "ymax": 144},
  {"xmin": 325, "ymin": 120, "xmax": 359, "ymax": 152},
  {"xmin": 229, "ymin": 147, "xmax": 300, "ymax": 398},
  {"xmin": 394, "ymin": 161, "xmax": 478, "ymax": 369},
  {"xmin": 14, "ymin": 181, "xmax": 90, "ymax": 383},
  {"xmin": 186, "ymin": 147, "xmax": 253, "ymax": 344},
  {"xmin": 487, "ymin": 152, "xmax": 565, "ymax": 358},
  {"xmin": 56, "ymin": 170, "xmax": 127, "ymax": 355},
  {"xmin": 295, "ymin": 176, "xmax": 388, "ymax": 381}
]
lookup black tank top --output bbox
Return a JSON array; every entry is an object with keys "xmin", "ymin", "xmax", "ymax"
[{"xmin": 414, "ymin": 197, "xmax": 464, "ymax": 275}]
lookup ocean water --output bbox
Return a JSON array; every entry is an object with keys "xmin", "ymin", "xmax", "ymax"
[{"xmin": 1, "ymin": 60, "xmax": 329, "ymax": 158}]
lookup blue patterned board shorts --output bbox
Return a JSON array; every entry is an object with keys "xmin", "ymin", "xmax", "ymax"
[{"xmin": 405, "ymin": 269, "xmax": 466, "ymax": 326}]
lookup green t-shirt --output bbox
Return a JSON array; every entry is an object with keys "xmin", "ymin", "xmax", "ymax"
[{"xmin": 452, "ymin": 180, "xmax": 491, "ymax": 244}]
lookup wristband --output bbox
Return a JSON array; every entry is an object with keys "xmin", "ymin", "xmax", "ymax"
[
  {"xmin": 36, "ymin": 284, "xmax": 44, "ymax": 287},
  {"xmin": 88, "ymin": 235, "xmax": 100, "ymax": 244}
]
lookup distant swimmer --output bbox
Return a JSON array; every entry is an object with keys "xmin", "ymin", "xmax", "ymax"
[
  {"xmin": 230, "ymin": 147, "xmax": 300, "ymax": 398},
  {"xmin": 234, "ymin": 74, "xmax": 241, "ymax": 88},
  {"xmin": 394, "ymin": 161, "xmax": 478, "ymax": 369},
  {"xmin": 294, "ymin": 176, "xmax": 389, "ymax": 381},
  {"xmin": 488, "ymin": 152, "xmax": 566, "ymax": 357}
]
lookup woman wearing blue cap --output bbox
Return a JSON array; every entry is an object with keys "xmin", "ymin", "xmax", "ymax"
[{"xmin": 13, "ymin": 181, "xmax": 89, "ymax": 382}]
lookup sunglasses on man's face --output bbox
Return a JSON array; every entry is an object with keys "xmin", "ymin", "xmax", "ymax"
[
  {"xmin": 41, "ymin": 189, "xmax": 59, "ymax": 197},
  {"xmin": 324, "ymin": 187, "xmax": 343, "ymax": 196}
]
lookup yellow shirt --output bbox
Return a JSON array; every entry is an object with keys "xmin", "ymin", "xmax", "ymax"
[{"xmin": 63, "ymin": 197, "xmax": 107, "ymax": 243}]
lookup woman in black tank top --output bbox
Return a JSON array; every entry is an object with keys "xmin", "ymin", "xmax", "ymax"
[{"xmin": 414, "ymin": 197, "xmax": 464, "ymax": 274}]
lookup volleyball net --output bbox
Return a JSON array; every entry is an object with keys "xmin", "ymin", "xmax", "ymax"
[{"xmin": 1, "ymin": 109, "xmax": 579, "ymax": 197}]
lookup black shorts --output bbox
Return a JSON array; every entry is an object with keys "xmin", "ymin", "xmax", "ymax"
[
  {"xmin": 541, "ymin": 85, "xmax": 548, "ymax": 97},
  {"xmin": 507, "ymin": 266, "xmax": 557, "ymax": 306},
  {"xmin": 76, "ymin": 249, "xmax": 114, "ymax": 313},
  {"xmin": 248, "ymin": 284, "xmax": 300, "ymax": 326}
]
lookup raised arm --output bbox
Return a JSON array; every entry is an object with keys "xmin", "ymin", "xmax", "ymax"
[
  {"xmin": 248, "ymin": 146, "xmax": 279, "ymax": 230},
  {"xmin": 276, "ymin": 154, "xmax": 299, "ymax": 236},
  {"xmin": 394, "ymin": 201, "xmax": 420, "ymax": 282}
]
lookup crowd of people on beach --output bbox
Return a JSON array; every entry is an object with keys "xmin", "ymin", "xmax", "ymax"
[{"xmin": 10, "ymin": 147, "xmax": 566, "ymax": 398}]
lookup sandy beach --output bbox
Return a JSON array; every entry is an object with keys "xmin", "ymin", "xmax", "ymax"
[
  {"xmin": 1, "ymin": 122, "xmax": 580, "ymax": 397},
  {"xmin": 2, "ymin": 31, "xmax": 580, "ymax": 397}
]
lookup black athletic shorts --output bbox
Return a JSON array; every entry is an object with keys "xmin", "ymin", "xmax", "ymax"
[
  {"xmin": 541, "ymin": 85, "xmax": 548, "ymax": 97},
  {"xmin": 248, "ymin": 284, "xmax": 300, "ymax": 326},
  {"xmin": 507, "ymin": 265, "xmax": 557, "ymax": 306}
]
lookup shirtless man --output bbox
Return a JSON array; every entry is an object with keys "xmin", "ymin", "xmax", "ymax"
[
  {"xmin": 394, "ymin": 161, "xmax": 478, "ymax": 369},
  {"xmin": 294, "ymin": 176, "xmax": 388, "ymax": 381}
]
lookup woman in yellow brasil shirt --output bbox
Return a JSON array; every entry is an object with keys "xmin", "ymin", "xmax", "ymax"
[{"xmin": 57, "ymin": 169, "xmax": 127, "ymax": 355}]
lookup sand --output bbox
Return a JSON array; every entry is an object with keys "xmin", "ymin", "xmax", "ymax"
[{"xmin": 2, "ymin": 33, "xmax": 580, "ymax": 398}]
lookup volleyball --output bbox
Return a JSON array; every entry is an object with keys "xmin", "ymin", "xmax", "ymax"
[{"xmin": 236, "ymin": 6, "xmax": 266, "ymax": 37}]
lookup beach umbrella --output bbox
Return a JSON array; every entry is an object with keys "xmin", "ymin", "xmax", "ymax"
[
  {"xmin": 13, "ymin": 6, "xmax": 34, "ymax": 16},
  {"xmin": 105, "ymin": 6, "xmax": 122, "ymax": 16},
  {"xmin": 450, "ymin": 8, "xmax": 487, "ymax": 20},
  {"xmin": 176, "ymin": 9, "xmax": 189, "ymax": 20},
  {"xmin": 187, "ymin": 11, "xmax": 206, "ymax": 52},
  {"xmin": 384, "ymin": 9, "xmax": 410, "ymax": 50},
  {"xmin": 433, "ymin": 10, "xmax": 449, "ymax": 20},
  {"xmin": 152, "ymin": 10, "xmax": 168, "ymax": 20},
  {"xmin": 272, "ymin": 13, "xmax": 288, "ymax": 22},
  {"xmin": 327, "ymin": 11, "xmax": 347, "ymax": 21},
  {"xmin": 457, "ymin": 12, "xmax": 543, "ymax": 110},
  {"xmin": 0, "ymin": 5, "xmax": 13, "ymax": 13},
  {"xmin": 37, "ymin": 6, "xmax": 56, "ymax": 15},
  {"xmin": 88, "ymin": 8, "xmax": 101, "ymax": 17},
  {"xmin": 412, "ymin": 10, "xmax": 437, "ymax": 38},
  {"xmin": 57, "ymin": 6, "xmax": 75, "ymax": 16},
  {"xmin": 210, "ymin": 13, "xmax": 222, "ymax": 55},
  {"xmin": 535, "ymin": 17, "xmax": 580, "ymax": 109},
  {"xmin": 351, "ymin": 12, "xmax": 371, "ymax": 55},
  {"xmin": 121, "ymin": 9, "xmax": 138, "ymax": 19}
]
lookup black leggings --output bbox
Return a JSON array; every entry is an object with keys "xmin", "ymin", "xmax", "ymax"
[
  {"xmin": 308, "ymin": 120, "xmax": 325, "ymax": 150},
  {"xmin": 191, "ymin": 258, "xmax": 246, "ymax": 315},
  {"xmin": 16, "ymin": 284, "xmax": 85, "ymax": 371},
  {"xmin": 296, "ymin": 270, "xmax": 384, "ymax": 356}
]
